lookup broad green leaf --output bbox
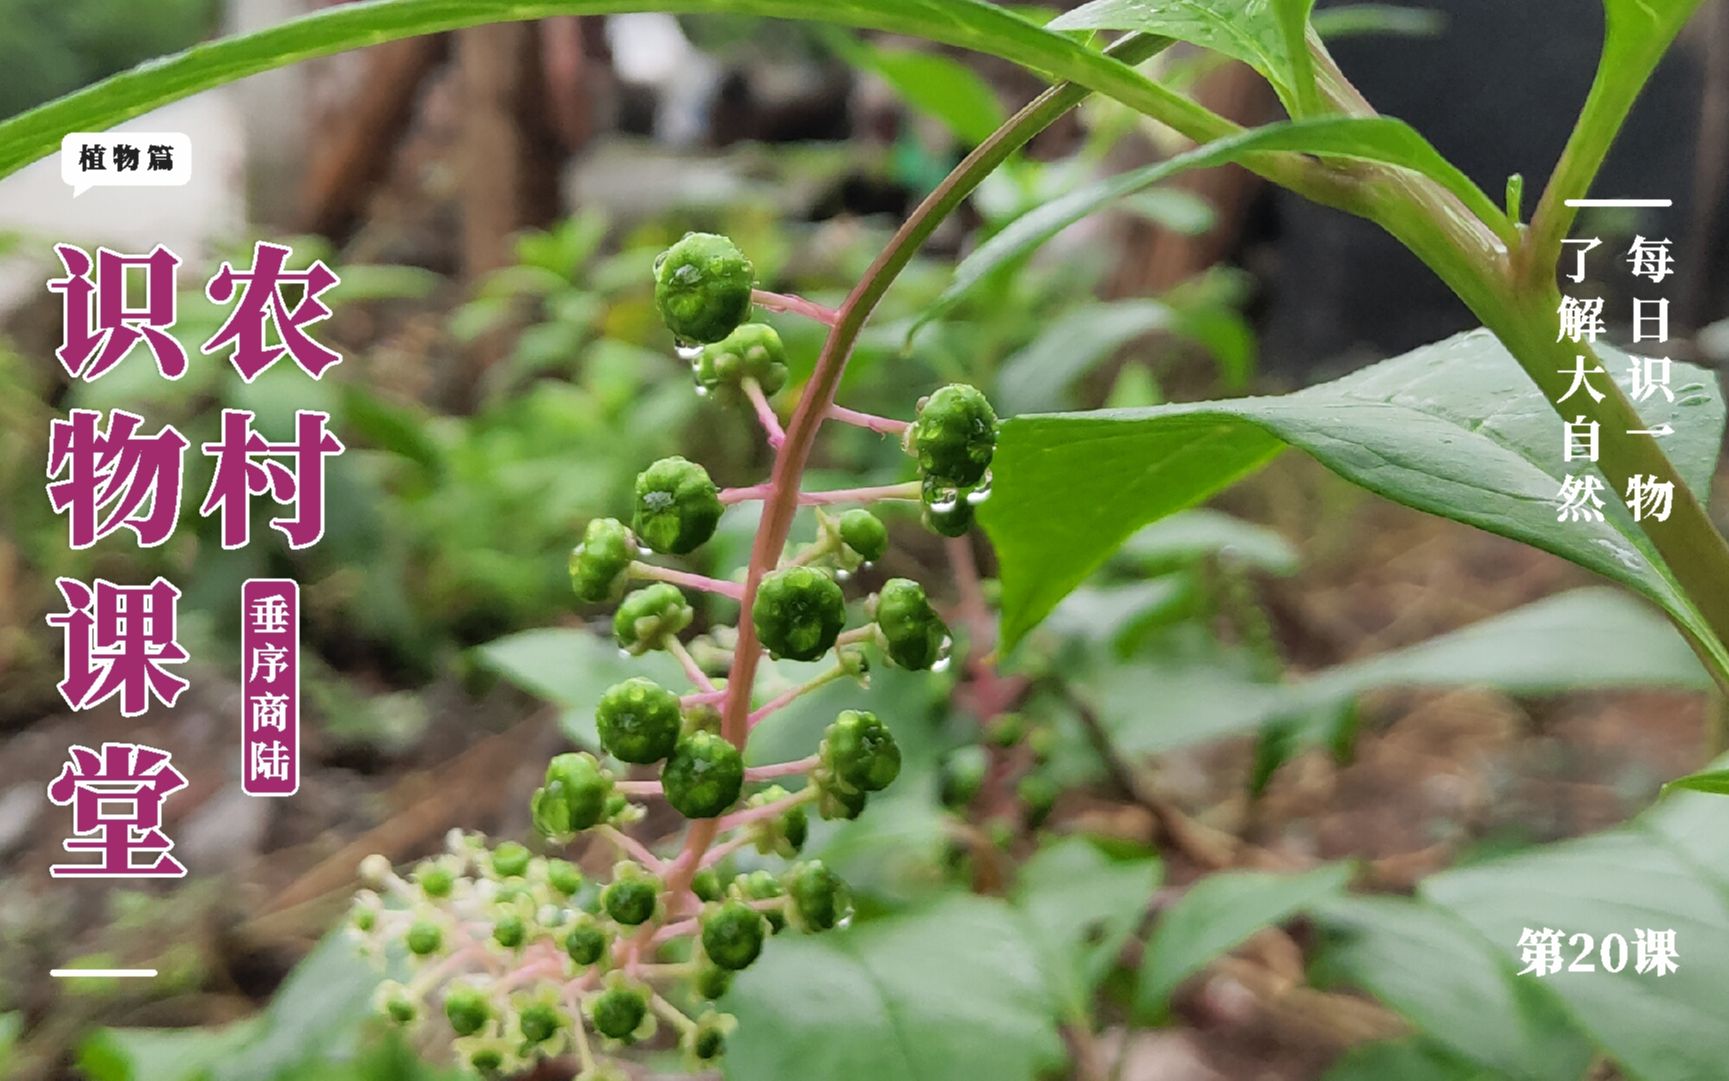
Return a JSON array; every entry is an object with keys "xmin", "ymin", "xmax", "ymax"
[
  {"xmin": 995, "ymin": 301, "xmax": 1175, "ymax": 415},
  {"xmin": 1138, "ymin": 863, "xmax": 1350, "ymax": 1013},
  {"xmin": 1271, "ymin": 0, "xmax": 1320, "ymax": 114},
  {"xmin": 827, "ymin": 34, "xmax": 1007, "ymax": 143},
  {"xmin": 0, "ymin": 0, "xmax": 1205, "ymax": 182},
  {"xmin": 1051, "ymin": 0, "xmax": 1313, "ymax": 109},
  {"xmin": 1321, "ymin": 1040, "xmax": 1507, "ymax": 1081},
  {"xmin": 1312, "ymin": 896, "xmax": 1592, "ymax": 1081},
  {"xmin": 1119, "ymin": 508, "xmax": 1299, "ymax": 575},
  {"xmin": 722, "ymin": 896, "xmax": 1067, "ymax": 1081},
  {"xmin": 472, "ymin": 628, "xmax": 682, "ymax": 745},
  {"xmin": 1081, "ymin": 589, "xmax": 1709, "ymax": 758},
  {"xmin": 923, "ymin": 119, "xmax": 1503, "ymax": 329},
  {"xmin": 983, "ymin": 329, "xmax": 1726, "ymax": 664},
  {"xmin": 1310, "ymin": 4, "xmax": 1447, "ymax": 40},
  {"xmin": 1423, "ymin": 784, "xmax": 1729, "ymax": 1081},
  {"xmin": 1013, "ymin": 837, "xmax": 1162, "ymax": 1013}
]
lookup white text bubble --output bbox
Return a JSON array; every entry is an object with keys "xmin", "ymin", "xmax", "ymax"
[{"xmin": 60, "ymin": 133, "xmax": 191, "ymax": 198}]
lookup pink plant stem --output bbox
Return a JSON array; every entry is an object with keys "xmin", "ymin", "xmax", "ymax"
[
  {"xmin": 742, "ymin": 378, "xmax": 787, "ymax": 449},
  {"xmin": 713, "ymin": 789, "xmax": 813, "ymax": 833},
  {"xmin": 746, "ymin": 678, "xmax": 829, "ymax": 728},
  {"xmin": 489, "ymin": 957, "xmax": 564, "ymax": 995},
  {"xmin": 744, "ymin": 755, "xmax": 820, "ymax": 781},
  {"xmin": 665, "ymin": 637, "xmax": 718, "ymax": 694},
  {"xmin": 752, "ymin": 288, "xmax": 839, "ymax": 327},
  {"xmin": 595, "ymin": 824, "xmax": 664, "ymax": 871},
  {"xmin": 698, "ymin": 832, "xmax": 756, "ymax": 869},
  {"xmin": 827, "ymin": 403, "xmax": 910, "ymax": 436},
  {"xmin": 795, "ymin": 482, "xmax": 920, "ymax": 506},
  {"xmin": 681, "ymin": 689, "xmax": 727, "ymax": 707},
  {"xmin": 651, "ymin": 917, "xmax": 701, "ymax": 946},
  {"xmin": 719, "ymin": 482, "xmax": 773, "ymax": 504},
  {"xmin": 632, "ymin": 562, "xmax": 744, "ymax": 601},
  {"xmin": 615, "ymin": 779, "xmax": 663, "ymax": 797}
]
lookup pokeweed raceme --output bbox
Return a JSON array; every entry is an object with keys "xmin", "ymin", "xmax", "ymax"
[{"xmin": 348, "ymin": 232, "xmax": 996, "ymax": 1078}]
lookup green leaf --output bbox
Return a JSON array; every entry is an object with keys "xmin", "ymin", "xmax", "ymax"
[
  {"xmin": 1321, "ymin": 1040, "xmax": 1505, "ymax": 1081},
  {"xmin": 1270, "ymin": 0, "xmax": 1319, "ymax": 115},
  {"xmin": 1081, "ymin": 588, "xmax": 1709, "ymax": 758},
  {"xmin": 1013, "ymin": 837, "xmax": 1162, "ymax": 1013},
  {"xmin": 1051, "ymin": 0, "xmax": 1313, "ymax": 110},
  {"xmin": 472, "ymin": 628, "xmax": 682, "ymax": 745},
  {"xmin": 1138, "ymin": 863, "xmax": 1350, "ymax": 1014},
  {"xmin": 722, "ymin": 896, "xmax": 1067, "ymax": 1081},
  {"xmin": 827, "ymin": 34, "xmax": 1007, "ymax": 143},
  {"xmin": 1118, "ymin": 508, "xmax": 1299, "ymax": 575},
  {"xmin": 1661, "ymin": 769, "xmax": 1729, "ymax": 797},
  {"xmin": 994, "ymin": 300, "xmax": 1174, "ymax": 416},
  {"xmin": 1422, "ymin": 783, "xmax": 1729, "ymax": 1081},
  {"xmin": 0, "ymin": 0, "xmax": 1206, "ymax": 182},
  {"xmin": 1312, "ymin": 896, "xmax": 1592, "ymax": 1081},
  {"xmin": 922, "ymin": 119, "xmax": 1503, "ymax": 331},
  {"xmin": 983, "ymin": 329, "xmax": 1726, "ymax": 661},
  {"xmin": 1310, "ymin": 4, "xmax": 1447, "ymax": 40}
]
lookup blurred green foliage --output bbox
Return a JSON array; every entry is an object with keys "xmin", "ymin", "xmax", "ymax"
[{"xmin": 0, "ymin": 0, "xmax": 217, "ymax": 118}]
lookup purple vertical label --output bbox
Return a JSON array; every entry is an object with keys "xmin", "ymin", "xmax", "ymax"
[{"xmin": 241, "ymin": 578, "xmax": 299, "ymax": 796}]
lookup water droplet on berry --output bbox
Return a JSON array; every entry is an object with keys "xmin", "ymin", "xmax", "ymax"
[
  {"xmin": 638, "ymin": 545, "xmax": 654, "ymax": 557},
  {"xmin": 835, "ymin": 568, "xmax": 852, "ymax": 582},
  {"xmin": 675, "ymin": 343, "xmax": 703, "ymax": 362},
  {"xmin": 694, "ymin": 385, "xmax": 710, "ymax": 398},
  {"xmin": 653, "ymin": 251, "xmax": 669, "ymax": 272}
]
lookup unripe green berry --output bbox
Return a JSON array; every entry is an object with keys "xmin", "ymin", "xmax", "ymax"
[
  {"xmin": 691, "ymin": 867, "xmax": 724, "ymax": 903},
  {"xmin": 838, "ymin": 508, "xmax": 888, "ymax": 562},
  {"xmin": 938, "ymin": 744, "xmax": 988, "ymax": 809},
  {"xmin": 746, "ymin": 785, "xmax": 808, "ymax": 857},
  {"xmin": 444, "ymin": 985, "xmax": 490, "ymax": 1036},
  {"xmin": 546, "ymin": 858, "xmax": 584, "ymax": 897},
  {"xmin": 416, "ymin": 863, "xmax": 454, "ymax": 898},
  {"xmin": 406, "ymin": 920, "xmax": 443, "ymax": 956},
  {"xmin": 785, "ymin": 860, "xmax": 849, "ymax": 932},
  {"xmin": 596, "ymin": 677, "xmax": 682, "ymax": 764},
  {"xmin": 614, "ymin": 583, "xmax": 695, "ymax": 655},
  {"xmin": 1027, "ymin": 724, "xmax": 1058, "ymax": 764},
  {"xmin": 589, "ymin": 983, "xmax": 649, "ymax": 1041},
  {"xmin": 532, "ymin": 752, "xmax": 613, "ymax": 839},
  {"xmin": 986, "ymin": 712, "xmax": 1025, "ymax": 748},
  {"xmin": 565, "ymin": 915, "xmax": 610, "ymax": 965},
  {"xmin": 1018, "ymin": 773, "xmax": 1061, "ymax": 828},
  {"xmin": 351, "ymin": 906, "xmax": 377, "ymax": 933},
  {"xmin": 701, "ymin": 899, "xmax": 767, "ymax": 971},
  {"xmin": 570, "ymin": 518, "xmax": 634, "ymax": 603},
  {"xmin": 735, "ymin": 870, "xmax": 787, "ymax": 933},
  {"xmin": 601, "ymin": 867, "xmax": 662, "ymax": 926},
  {"xmin": 385, "ymin": 996, "xmax": 416, "ymax": 1025},
  {"xmin": 491, "ymin": 841, "xmax": 532, "ymax": 879},
  {"xmin": 911, "ymin": 383, "xmax": 998, "ymax": 487},
  {"xmin": 697, "ymin": 322, "xmax": 787, "ymax": 397},
  {"xmin": 693, "ymin": 962, "xmax": 732, "ymax": 999},
  {"xmin": 822, "ymin": 710, "xmax": 901, "ymax": 793},
  {"xmin": 662, "ymin": 730, "xmax": 745, "ymax": 818},
  {"xmin": 654, "ymin": 232, "xmax": 755, "ymax": 344},
  {"xmin": 470, "ymin": 1048, "xmax": 503, "ymax": 1074},
  {"xmin": 752, "ymin": 567, "xmax": 846, "ymax": 661},
  {"xmin": 633, "ymin": 456, "xmax": 723, "ymax": 555},
  {"xmin": 875, "ymin": 578, "xmax": 949, "ymax": 670},
  {"xmin": 493, "ymin": 913, "xmax": 526, "ymax": 949},
  {"xmin": 518, "ymin": 1002, "xmax": 565, "ymax": 1044},
  {"xmin": 815, "ymin": 774, "xmax": 868, "ymax": 820},
  {"xmin": 690, "ymin": 1015, "xmax": 729, "ymax": 1060}
]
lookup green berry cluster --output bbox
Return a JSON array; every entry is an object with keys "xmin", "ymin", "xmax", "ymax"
[{"xmin": 907, "ymin": 384, "xmax": 999, "ymax": 536}]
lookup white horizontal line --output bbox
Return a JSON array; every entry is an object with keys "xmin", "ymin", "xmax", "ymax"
[
  {"xmin": 1565, "ymin": 198, "xmax": 1673, "ymax": 208},
  {"xmin": 51, "ymin": 968, "xmax": 158, "ymax": 978}
]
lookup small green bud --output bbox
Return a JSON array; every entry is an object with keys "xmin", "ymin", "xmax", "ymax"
[
  {"xmin": 752, "ymin": 567, "xmax": 846, "ymax": 661},
  {"xmin": 911, "ymin": 383, "xmax": 997, "ymax": 488},
  {"xmin": 416, "ymin": 862, "xmax": 454, "ymax": 898},
  {"xmin": 875, "ymin": 578, "xmax": 949, "ymax": 671},
  {"xmin": 565, "ymin": 914, "xmax": 610, "ymax": 965},
  {"xmin": 822, "ymin": 710, "xmax": 901, "ymax": 793},
  {"xmin": 596, "ymin": 677, "xmax": 683, "ymax": 764},
  {"xmin": 937, "ymin": 744, "xmax": 988, "ymax": 809},
  {"xmin": 532, "ymin": 752, "xmax": 614, "ymax": 839},
  {"xmin": 691, "ymin": 867, "xmax": 724, "ymax": 903},
  {"xmin": 689, "ymin": 1013, "xmax": 730, "ymax": 1060},
  {"xmin": 469, "ymin": 1047, "xmax": 504, "ymax": 1074},
  {"xmin": 546, "ymin": 858, "xmax": 584, "ymax": 897},
  {"xmin": 444, "ymin": 985, "xmax": 490, "ymax": 1036},
  {"xmin": 589, "ymin": 981, "xmax": 649, "ymax": 1041},
  {"xmin": 784, "ymin": 860, "xmax": 849, "ymax": 932},
  {"xmin": 662, "ymin": 730, "xmax": 745, "ymax": 818},
  {"xmin": 815, "ymin": 774, "xmax": 868, "ymax": 820},
  {"xmin": 734, "ymin": 870, "xmax": 787, "ymax": 933},
  {"xmin": 693, "ymin": 962, "xmax": 733, "ymax": 999},
  {"xmin": 633, "ymin": 456, "xmax": 723, "ymax": 555},
  {"xmin": 701, "ymin": 899, "xmax": 767, "ymax": 971},
  {"xmin": 570, "ymin": 518, "xmax": 634, "ymax": 604},
  {"xmin": 613, "ymin": 583, "xmax": 695, "ymax": 655},
  {"xmin": 921, "ymin": 476, "xmax": 976, "ymax": 538},
  {"xmin": 697, "ymin": 322, "xmax": 788, "ymax": 397},
  {"xmin": 1027, "ymin": 724, "xmax": 1058, "ymax": 764},
  {"xmin": 385, "ymin": 995, "xmax": 417, "ymax": 1025},
  {"xmin": 654, "ymin": 232, "xmax": 755, "ymax": 344},
  {"xmin": 1018, "ymin": 773, "xmax": 1061, "ymax": 828},
  {"xmin": 351, "ymin": 905, "xmax": 377, "ymax": 933},
  {"xmin": 683, "ymin": 701, "xmax": 723, "ymax": 736},
  {"xmin": 518, "ymin": 1002, "xmax": 565, "ymax": 1044},
  {"xmin": 406, "ymin": 920, "xmax": 443, "ymax": 956},
  {"xmin": 493, "ymin": 913, "xmax": 526, "ymax": 949},
  {"xmin": 746, "ymin": 785, "xmax": 808, "ymax": 857},
  {"xmin": 491, "ymin": 841, "xmax": 532, "ymax": 879},
  {"xmin": 986, "ymin": 712, "xmax": 1025, "ymax": 748},
  {"xmin": 837, "ymin": 508, "xmax": 888, "ymax": 562},
  {"xmin": 601, "ymin": 865, "xmax": 662, "ymax": 926}
]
